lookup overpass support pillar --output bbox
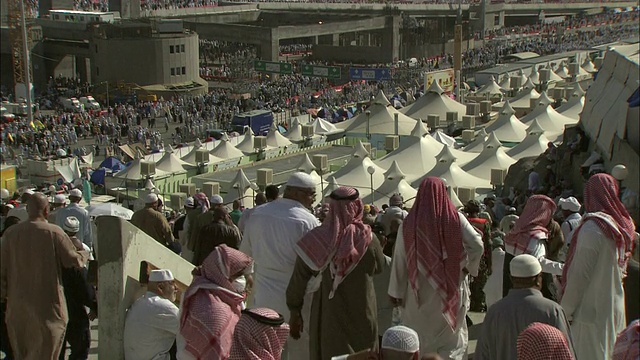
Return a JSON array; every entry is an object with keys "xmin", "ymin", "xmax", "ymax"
[
  {"xmin": 259, "ymin": 28, "xmax": 279, "ymax": 62},
  {"xmin": 332, "ymin": 33, "xmax": 340, "ymax": 46},
  {"xmin": 382, "ymin": 16, "xmax": 400, "ymax": 62}
]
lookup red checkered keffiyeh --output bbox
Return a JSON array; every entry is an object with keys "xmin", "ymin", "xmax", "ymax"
[
  {"xmin": 296, "ymin": 186, "xmax": 372, "ymax": 298},
  {"xmin": 193, "ymin": 192, "xmax": 210, "ymax": 213},
  {"xmin": 517, "ymin": 322, "xmax": 574, "ymax": 360},
  {"xmin": 402, "ymin": 177, "xmax": 465, "ymax": 330},
  {"xmin": 229, "ymin": 308, "xmax": 290, "ymax": 360},
  {"xmin": 179, "ymin": 245, "xmax": 253, "ymax": 360},
  {"xmin": 505, "ymin": 195, "xmax": 556, "ymax": 255},
  {"xmin": 613, "ymin": 320, "xmax": 639, "ymax": 360},
  {"xmin": 562, "ymin": 173, "xmax": 636, "ymax": 295}
]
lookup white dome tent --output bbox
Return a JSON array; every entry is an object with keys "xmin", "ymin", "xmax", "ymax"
[
  {"xmin": 322, "ymin": 176, "xmax": 341, "ymax": 199},
  {"xmin": 114, "ymin": 157, "xmax": 168, "ymax": 181},
  {"xmin": 448, "ymin": 185, "xmax": 464, "ymax": 208},
  {"xmin": 556, "ymin": 85, "xmax": 586, "ymax": 120},
  {"xmin": 155, "ymin": 145, "xmax": 193, "ymax": 173},
  {"xmin": 210, "ymin": 133, "xmax": 245, "ymax": 160},
  {"xmin": 430, "ymin": 129, "xmax": 457, "ymax": 148},
  {"xmin": 400, "ymin": 80, "xmax": 467, "ymax": 121},
  {"xmin": 361, "ymin": 160, "xmax": 417, "ymax": 208},
  {"xmin": 223, "ymin": 168, "xmax": 255, "ymax": 208},
  {"xmin": 296, "ymin": 153, "xmax": 316, "ymax": 173},
  {"xmin": 461, "ymin": 132, "xmax": 517, "ymax": 180},
  {"xmin": 474, "ymin": 76, "xmax": 505, "ymax": 98},
  {"xmin": 329, "ymin": 141, "xmax": 385, "ymax": 198},
  {"xmin": 499, "ymin": 74, "xmax": 512, "ymax": 91},
  {"xmin": 181, "ymin": 138, "xmax": 203, "ymax": 165},
  {"xmin": 310, "ymin": 117, "xmax": 342, "ymax": 136},
  {"xmin": 266, "ymin": 122, "xmax": 292, "ymax": 147},
  {"xmin": 519, "ymin": 100, "xmax": 578, "ymax": 138},
  {"xmin": 506, "ymin": 119, "xmax": 551, "ymax": 160},
  {"xmin": 412, "ymin": 146, "xmax": 491, "ymax": 190},
  {"xmin": 555, "ymin": 62, "xmax": 570, "ymax": 79},
  {"xmin": 581, "ymin": 57, "xmax": 597, "ymax": 73},
  {"xmin": 285, "ymin": 120, "xmax": 304, "ymax": 141},
  {"xmin": 484, "ymin": 101, "xmax": 528, "ymax": 143},
  {"xmin": 336, "ymin": 91, "xmax": 418, "ymax": 136},
  {"xmin": 528, "ymin": 66, "xmax": 540, "ymax": 85},
  {"xmin": 498, "ymin": 87, "xmax": 540, "ymax": 114},
  {"xmin": 462, "ymin": 128, "xmax": 489, "ymax": 153},
  {"xmin": 235, "ymin": 127, "xmax": 276, "ymax": 154}
]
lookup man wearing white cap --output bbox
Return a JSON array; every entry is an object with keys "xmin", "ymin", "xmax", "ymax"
[
  {"xmin": 131, "ymin": 193, "xmax": 175, "ymax": 249},
  {"xmin": 475, "ymin": 254, "xmax": 574, "ymax": 360},
  {"xmin": 48, "ymin": 194, "xmax": 67, "ymax": 224},
  {"xmin": 6, "ymin": 188, "xmax": 33, "ymax": 222},
  {"xmin": 187, "ymin": 194, "xmax": 229, "ymax": 252},
  {"xmin": 56, "ymin": 188, "xmax": 93, "ymax": 249},
  {"xmin": 331, "ymin": 325, "xmax": 422, "ymax": 360},
  {"xmin": 557, "ymin": 197, "xmax": 582, "ymax": 262},
  {"xmin": 241, "ymin": 172, "xmax": 320, "ymax": 360},
  {"xmin": 124, "ymin": 269, "xmax": 179, "ymax": 360},
  {"xmin": 172, "ymin": 197, "xmax": 195, "ymax": 245}
]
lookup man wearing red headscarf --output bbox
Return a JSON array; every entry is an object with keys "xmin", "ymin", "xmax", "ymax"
[
  {"xmin": 516, "ymin": 322, "xmax": 574, "ymax": 360},
  {"xmin": 503, "ymin": 195, "xmax": 565, "ymax": 299},
  {"xmin": 177, "ymin": 244, "xmax": 253, "ymax": 360},
  {"xmin": 387, "ymin": 177, "xmax": 484, "ymax": 359},
  {"xmin": 561, "ymin": 173, "xmax": 637, "ymax": 360},
  {"xmin": 286, "ymin": 186, "xmax": 384, "ymax": 360},
  {"xmin": 229, "ymin": 308, "xmax": 290, "ymax": 360}
]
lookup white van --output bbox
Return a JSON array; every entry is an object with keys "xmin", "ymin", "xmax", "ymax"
[
  {"xmin": 80, "ymin": 96, "xmax": 100, "ymax": 110},
  {"xmin": 60, "ymin": 97, "xmax": 82, "ymax": 112}
]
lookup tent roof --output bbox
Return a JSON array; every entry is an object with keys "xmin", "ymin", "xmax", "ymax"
[
  {"xmin": 462, "ymin": 128, "xmax": 489, "ymax": 153},
  {"xmin": 484, "ymin": 101, "xmax": 528, "ymax": 142},
  {"xmin": 506, "ymin": 87, "xmax": 541, "ymax": 109},
  {"xmin": 330, "ymin": 144, "xmax": 385, "ymax": 197},
  {"xmin": 296, "ymin": 153, "xmax": 316, "ymax": 173},
  {"xmin": 155, "ymin": 147, "xmax": 193, "ymax": 173},
  {"xmin": 361, "ymin": 177, "xmax": 417, "ymax": 209},
  {"xmin": 400, "ymin": 81, "xmax": 467, "ymax": 120},
  {"xmin": 322, "ymin": 176, "xmax": 341, "ymax": 198},
  {"xmin": 556, "ymin": 85, "xmax": 586, "ymax": 120},
  {"xmin": 285, "ymin": 123, "xmax": 303, "ymax": 141},
  {"xmin": 372, "ymin": 90, "xmax": 391, "ymax": 106},
  {"xmin": 210, "ymin": 136, "xmax": 245, "ymax": 159},
  {"xmin": 582, "ymin": 58, "xmax": 597, "ymax": 73},
  {"xmin": 114, "ymin": 158, "xmax": 168, "ymax": 180},
  {"xmin": 336, "ymin": 103, "xmax": 417, "ymax": 136},
  {"xmin": 475, "ymin": 77, "xmax": 505, "ymax": 96},
  {"xmin": 461, "ymin": 139, "xmax": 516, "ymax": 180},
  {"xmin": 430, "ymin": 129, "xmax": 457, "ymax": 147},
  {"xmin": 528, "ymin": 67, "xmax": 540, "ymax": 85},
  {"xmin": 506, "ymin": 132, "xmax": 551, "ymax": 160},
  {"xmin": 266, "ymin": 122, "xmax": 292, "ymax": 147},
  {"xmin": 520, "ymin": 102, "xmax": 578, "ymax": 135},
  {"xmin": 312, "ymin": 117, "xmax": 342, "ymax": 135}
]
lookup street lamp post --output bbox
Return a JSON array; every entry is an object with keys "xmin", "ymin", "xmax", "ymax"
[
  {"xmin": 367, "ymin": 165, "xmax": 376, "ymax": 205},
  {"xmin": 365, "ymin": 110, "xmax": 372, "ymax": 141}
]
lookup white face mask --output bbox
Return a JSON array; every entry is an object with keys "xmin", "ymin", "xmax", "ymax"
[{"xmin": 232, "ymin": 276, "xmax": 246, "ymax": 294}]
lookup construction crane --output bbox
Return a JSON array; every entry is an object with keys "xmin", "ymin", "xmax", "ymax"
[{"xmin": 7, "ymin": 0, "xmax": 35, "ymax": 122}]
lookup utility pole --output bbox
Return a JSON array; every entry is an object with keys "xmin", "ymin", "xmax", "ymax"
[{"xmin": 20, "ymin": 0, "xmax": 34, "ymax": 125}]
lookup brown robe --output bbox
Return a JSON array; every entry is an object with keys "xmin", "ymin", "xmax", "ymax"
[
  {"xmin": 0, "ymin": 220, "xmax": 88, "ymax": 360},
  {"xmin": 130, "ymin": 207, "xmax": 174, "ymax": 246},
  {"xmin": 287, "ymin": 236, "xmax": 384, "ymax": 360}
]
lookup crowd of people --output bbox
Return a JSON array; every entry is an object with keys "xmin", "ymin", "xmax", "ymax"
[{"xmin": 1, "ymin": 154, "xmax": 638, "ymax": 359}]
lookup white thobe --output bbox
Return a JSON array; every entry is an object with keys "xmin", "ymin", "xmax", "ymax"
[
  {"xmin": 388, "ymin": 214, "xmax": 484, "ymax": 359},
  {"xmin": 561, "ymin": 219, "xmax": 626, "ymax": 360},
  {"xmin": 559, "ymin": 213, "xmax": 582, "ymax": 262},
  {"xmin": 240, "ymin": 198, "xmax": 320, "ymax": 360},
  {"xmin": 485, "ymin": 247, "xmax": 505, "ymax": 309},
  {"xmin": 123, "ymin": 292, "xmax": 179, "ymax": 360},
  {"xmin": 505, "ymin": 232, "xmax": 564, "ymax": 275}
]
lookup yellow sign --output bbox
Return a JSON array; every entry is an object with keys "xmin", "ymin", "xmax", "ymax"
[{"xmin": 425, "ymin": 69, "xmax": 455, "ymax": 94}]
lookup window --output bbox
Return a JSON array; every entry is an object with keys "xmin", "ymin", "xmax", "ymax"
[
  {"xmin": 181, "ymin": 44, "xmax": 185, "ymax": 53},
  {"xmin": 171, "ymin": 68, "xmax": 175, "ymax": 76},
  {"xmin": 181, "ymin": 67, "xmax": 186, "ymax": 75},
  {"xmin": 170, "ymin": 45, "xmax": 174, "ymax": 54}
]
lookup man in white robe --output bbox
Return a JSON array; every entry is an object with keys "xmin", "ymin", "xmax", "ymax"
[
  {"xmin": 388, "ymin": 177, "xmax": 483, "ymax": 359},
  {"xmin": 240, "ymin": 172, "xmax": 320, "ymax": 360},
  {"xmin": 561, "ymin": 173, "xmax": 636, "ymax": 360}
]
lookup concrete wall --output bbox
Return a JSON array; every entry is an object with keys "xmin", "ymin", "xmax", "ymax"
[
  {"xmin": 96, "ymin": 216, "xmax": 195, "ymax": 360},
  {"xmin": 312, "ymin": 44, "xmax": 392, "ymax": 64},
  {"xmin": 92, "ymin": 32, "xmax": 200, "ymax": 86}
]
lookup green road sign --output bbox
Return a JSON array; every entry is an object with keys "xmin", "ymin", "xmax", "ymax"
[
  {"xmin": 254, "ymin": 60, "xmax": 293, "ymax": 74},
  {"xmin": 301, "ymin": 64, "xmax": 342, "ymax": 79}
]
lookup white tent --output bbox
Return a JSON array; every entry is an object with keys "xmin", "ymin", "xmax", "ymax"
[
  {"xmin": 336, "ymin": 91, "xmax": 418, "ymax": 136},
  {"xmin": 400, "ymin": 81, "xmax": 467, "ymax": 121},
  {"xmin": 581, "ymin": 57, "xmax": 597, "ymax": 73},
  {"xmin": 296, "ymin": 153, "xmax": 316, "ymax": 173},
  {"xmin": 266, "ymin": 122, "xmax": 292, "ymax": 147},
  {"xmin": 155, "ymin": 145, "xmax": 192, "ymax": 173},
  {"xmin": 361, "ymin": 160, "xmax": 417, "ymax": 208},
  {"xmin": 311, "ymin": 117, "xmax": 343, "ymax": 135},
  {"xmin": 503, "ymin": 87, "xmax": 541, "ymax": 111},
  {"xmin": 461, "ymin": 132, "xmax": 517, "ymax": 180},
  {"xmin": 544, "ymin": 63, "xmax": 564, "ymax": 83},
  {"xmin": 499, "ymin": 74, "xmax": 512, "ymax": 91},
  {"xmin": 475, "ymin": 76, "xmax": 505, "ymax": 97},
  {"xmin": 506, "ymin": 119, "xmax": 551, "ymax": 160},
  {"xmin": 462, "ymin": 128, "xmax": 489, "ymax": 153},
  {"xmin": 522, "ymin": 78, "xmax": 536, "ymax": 91},
  {"xmin": 285, "ymin": 122, "xmax": 304, "ymax": 141},
  {"xmin": 330, "ymin": 142, "xmax": 385, "ymax": 198},
  {"xmin": 528, "ymin": 66, "xmax": 540, "ymax": 85},
  {"xmin": 210, "ymin": 133, "xmax": 245, "ymax": 159},
  {"xmin": 114, "ymin": 158, "xmax": 168, "ymax": 180},
  {"xmin": 235, "ymin": 127, "xmax": 258, "ymax": 154},
  {"xmin": 181, "ymin": 138, "xmax": 203, "ymax": 164},
  {"xmin": 413, "ymin": 145, "xmax": 491, "ymax": 190},
  {"xmin": 555, "ymin": 62, "xmax": 570, "ymax": 79},
  {"xmin": 536, "ymin": 91, "xmax": 554, "ymax": 107},
  {"xmin": 223, "ymin": 169, "xmax": 254, "ymax": 206},
  {"xmin": 515, "ymin": 69, "xmax": 528, "ymax": 88},
  {"xmin": 322, "ymin": 176, "xmax": 340, "ymax": 199},
  {"xmin": 429, "ymin": 129, "xmax": 457, "ymax": 147},
  {"xmin": 519, "ymin": 101, "xmax": 578, "ymax": 137},
  {"xmin": 448, "ymin": 185, "xmax": 464, "ymax": 208},
  {"xmin": 484, "ymin": 101, "xmax": 528, "ymax": 143},
  {"xmin": 556, "ymin": 85, "xmax": 586, "ymax": 120}
]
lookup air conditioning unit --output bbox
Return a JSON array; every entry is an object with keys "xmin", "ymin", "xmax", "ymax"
[
  {"xmin": 257, "ymin": 168, "xmax": 273, "ymax": 186},
  {"xmin": 490, "ymin": 168, "xmax": 507, "ymax": 186},
  {"xmin": 170, "ymin": 193, "xmax": 187, "ymax": 209},
  {"xmin": 312, "ymin": 154, "xmax": 328, "ymax": 173},
  {"xmin": 446, "ymin": 111, "xmax": 458, "ymax": 124},
  {"xmin": 179, "ymin": 183, "xmax": 196, "ymax": 196},
  {"xmin": 195, "ymin": 149, "xmax": 210, "ymax": 164},
  {"xmin": 568, "ymin": 62, "xmax": 580, "ymax": 76},
  {"xmin": 456, "ymin": 187, "xmax": 476, "ymax": 204},
  {"xmin": 551, "ymin": 88, "xmax": 563, "ymax": 100},
  {"xmin": 510, "ymin": 76, "xmax": 522, "ymax": 90},
  {"xmin": 462, "ymin": 129, "xmax": 475, "ymax": 143},
  {"xmin": 253, "ymin": 136, "xmax": 267, "ymax": 151},
  {"xmin": 539, "ymin": 69, "xmax": 551, "ymax": 83},
  {"xmin": 361, "ymin": 142, "xmax": 372, "ymax": 156},
  {"xmin": 384, "ymin": 135, "xmax": 399, "ymax": 152},
  {"xmin": 466, "ymin": 103, "xmax": 480, "ymax": 116},
  {"xmin": 301, "ymin": 125, "xmax": 314, "ymax": 138},
  {"xmin": 479, "ymin": 101, "xmax": 492, "ymax": 114},
  {"xmin": 426, "ymin": 114, "xmax": 439, "ymax": 129},
  {"xmin": 462, "ymin": 115, "xmax": 475, "ymax": 129},
  {"xmin": 593, "ymin": 56, "xmax": 604, "ymax": 69},
  {"xmin": 140, "ymin": 161, "xmax": 155, "ymax": 176},
  {"xmin": 202, "ymin": 182, "xmax": 220, "ymax": 196}
]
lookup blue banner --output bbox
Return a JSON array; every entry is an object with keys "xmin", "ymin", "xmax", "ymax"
[{"xmin": 349, "ymin": 67, "xmax": 392, "ymax": 81}]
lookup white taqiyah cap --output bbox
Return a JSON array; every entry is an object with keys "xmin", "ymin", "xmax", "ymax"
[
  {"xmin": 54, "ymin": 194, "xmax": 67, "ymax": 204},
  {"xmin": 145, "ymin": 193, "xmax": 159, "ymax": 204},
  {"xmin": 185, "ymin": 197, "xmax": 195, "ymax": 208},
  {"xmin": 381, "ymin": 325, "xmax": 420, "ymax": 353},
  {"xmin": 22, "ymin": 188, "xmax": 35, "ymax": 196},
  {"xmin": 210, "ymin": 195, "xmax": 223, "ymax": 205},
  {"xmin": 510, "ymin": 254, "xmax": 542, "ymax": 278},
  {"xmin": 63, "ymin": 216, "xmax": 80, "ymax": 233},
  {"xmin": 559, "ymin": 196, "xmax": 581, "ymax": 212},
  {"xmin": 611, "ymin": 164, "xmax": 628, "ymax": 181},
  {"xmin": 1, "ymin": 188, "xmax": 9, "ymax": 199},
  {"xmin": 286, "ymin": 172, "xmax": 317, "ymax": 189},
  {"xmin": 149, "ymin": 269, "xmax": 174, "ymax": 282},
  {"xmin": 69, "ymin": 189, "xmax": 83, "ymax": 197}
]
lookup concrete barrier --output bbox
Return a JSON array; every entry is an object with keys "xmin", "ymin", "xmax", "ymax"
[{"xmin": 96, "ymin": 216, "xmax": 195, "ymax": 360}]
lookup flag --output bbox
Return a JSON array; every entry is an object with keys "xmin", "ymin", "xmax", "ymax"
[{"xmin": 83, "ymin": 179, "xmax": 92, "ymax": 205}]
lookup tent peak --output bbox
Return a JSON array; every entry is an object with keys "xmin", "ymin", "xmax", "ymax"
[
  {"xmin": 436, "ymin": 145, "xmax": 457, "ymax": 163},
  {"xmin": 296, "ymin": 153, "xmax": 316, "ymax": 173},
  {"xmin": 527, "ymin": 119, "xmax": 545, "ymax": 135},
  {"xmin": 484, "ymin": 132, "xmax": 502, "ymax": 149},
  {"xmin": 410, "ymin": 120, "xmax": 429, "ymax": 137},
  {"xmin": 426, "ymin": 80, "xmax": 446, "ymax": 95},
  {"xmin": 384, "ymin": 160, "xmax": 406, "ymax": 180},
  {"xmin": 353, "ymin": 141, "xmax": 371, "ymax": 158}
]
